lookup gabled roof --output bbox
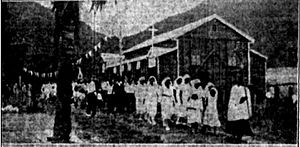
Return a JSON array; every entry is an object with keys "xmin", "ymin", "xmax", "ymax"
[{"xmin": 123, "ymin": 14, "xmax": 255, "ymax": 54}]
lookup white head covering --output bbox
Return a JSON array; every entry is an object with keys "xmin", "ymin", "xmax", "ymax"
[
  {"xmin": 183, "ymin": 74, "xmax": 190, "ymax": 80},
  {"xmin": 206, "ymin": 82, "xmax": 215, "ymax": 89},
  {"xmin": 162, "ymin": 77, "xmax": 171, "ymax": 89},
  {"xmin": 138, "ymin": 76, "xmax": 146, "ymax": 85},
  {"xmin": 147, "ymin": 76, "xmax": 158, "ymax": 86},
  {"xmin": 173, "ymin": 76, "xmax": 183, "ymax": 88},
  {"xmin": 191, "ymin": 79, "xmax": 201, "ymax": 89},
  {"xmin": 183, "ymin": 74, "xmax": 191, "ymax": 84}
]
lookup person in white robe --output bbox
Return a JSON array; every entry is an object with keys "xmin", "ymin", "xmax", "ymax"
[
  {"xmin": 181, "ymin": 74, "xmax": 192, "ymax": 125},
  {"xmin": 226, "ymin": 78, "xmax": 253, "ymax": 142},
  {"xmin": 135, "ymin": 77, "xmax": 147, "ymax": 120},
  {"xmin": 173, "ymin": 76, "xmax": 184, "ymax": 124},
  {"xmin": 145, "ymin": 76, "xmax": 160, "ymax": 125},
  {"xmin": 161, "ymin": 77, "xmax": 174, "ymax": 131},
  {"xmin": 186, "ymin": 79, "xmax": 203, "ymax": 133},
  {"xmin": 202, "ymin": 82, "xmax": 221, "ymax": 134}
]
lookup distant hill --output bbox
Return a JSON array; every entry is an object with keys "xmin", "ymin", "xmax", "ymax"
[
  {"xmin": 2, "ymin": 2, "xmax": 113, "ymax": 81},
  {"xmin": 2, "ymin": 0, "xmax": 297, "ymax": 82},
  {"xmin": 122, "ymin": 0, "xmax": 298, "ymax": 67}
]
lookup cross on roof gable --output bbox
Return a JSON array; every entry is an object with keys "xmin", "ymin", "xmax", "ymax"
[{"xmin": 123, "ymin": 14, "xmax": 255, "ymax": 54}]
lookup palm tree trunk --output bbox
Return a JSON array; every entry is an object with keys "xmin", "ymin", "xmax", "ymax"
[{"xmin": 48, "ymin": 1, "xmax": 79, "ymax": 143}]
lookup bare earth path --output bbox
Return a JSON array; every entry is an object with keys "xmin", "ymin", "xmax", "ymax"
[{"xmin": 1, "ymin": 105, "xmax": 294, "ymax": 144}]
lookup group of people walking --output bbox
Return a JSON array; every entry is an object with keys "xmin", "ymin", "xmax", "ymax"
[
  {"xmin": 131, "ymin": 74, "xmax": 221, "ymax": 133},
  {"xmin": 70, "ymin": 73, "xmax": 254, "ymax": 142}
]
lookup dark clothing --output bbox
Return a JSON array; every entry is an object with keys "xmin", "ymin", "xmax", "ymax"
[
  {"xmin": 226, "ymin": 119, "xmax": 254, "ymax": 137},
  {"xmin": 86, "ymin": 92, "xmax": 97, "ymax": 117},
  {"xmin": 112, "ymin": 83, "xmax": 126, "ymax": 113},
  {"xmin": 127, "ymin": 93, "xmax": 136, "ymax": 113}
]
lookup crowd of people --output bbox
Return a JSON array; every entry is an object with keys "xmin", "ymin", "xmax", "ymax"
[
  {"xmin": 1, "ymin": 72, "xmax": 255, "ymax": 142},
  {"xmin": 2, "ymin": 82, "xmax": 33, "ymax": 109},
  {"xmin": 69, "ymin": 73, "xmax": 254, "ymax": 142}
]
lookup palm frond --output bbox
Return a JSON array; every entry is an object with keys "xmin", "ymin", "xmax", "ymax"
[{"xmin": 90, "ymin": 0, "xmax": 109, "ymax": 13}]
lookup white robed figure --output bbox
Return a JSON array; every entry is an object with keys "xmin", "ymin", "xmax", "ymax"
[
  {"xmin": 186, "ymin": 79, "xmax": 203, "ymax": 132},
  {"xmin": 135, "ymin": 77, "xmax": 147, "ymax": 119},
  {"xmin": 145, "ymin": 76, "xmax": 160, "ymax": 125},
  {"xmin": 173, "ymin": 76, "xmax": 184, "ymax": 124},
  {"xmin": 226, "ymin": 76, "xmax": 253, "ymax": 141},
  {"xmin": 161, "ymin": 77, "xmax": 174, "ymax": 131},
  {"xmin": 181, "ymin": 74, "xmax": 193, "ymax": 125},
  {"xmin": 202, "ymin": 82, "xmax": 221, "ymax": 134}
]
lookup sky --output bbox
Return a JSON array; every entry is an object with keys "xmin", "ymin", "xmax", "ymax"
[{"xmin": 37, "ymin": 0, "xmax": 204, "ymax": 37}]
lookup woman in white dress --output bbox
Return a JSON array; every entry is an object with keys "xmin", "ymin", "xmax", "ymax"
[
  {"xmin": 187, "ymin": 79, "xmax": 203, "ymax": 133},
  {"xmin": 146, "ymin": 76, "xmax": 160, "ymax": 125},
  {"xmin": 202, "ymin": 82, "xmax": 221, "ymax": 134},
  {"xmin": 181, "ymin": 74, "xmax": 192, "ymax": 125},
  {"xmin": 161, "ymin": 77, "xmax": 174, "ymax": 131},
  {"xmin": 173, "ymin": 76, "xmax": 184, "ymax": 124},
  {"xmin": 135, "ymin": 77, "xmax": 147, "ymax": 120}
]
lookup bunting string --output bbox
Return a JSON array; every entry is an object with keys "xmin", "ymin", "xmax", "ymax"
[{"xmin": 22, "ymin": 67, "xmax": 58, "ymax": 78}]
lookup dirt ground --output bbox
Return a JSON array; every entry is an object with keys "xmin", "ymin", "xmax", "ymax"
[{"xmin": 1, "ymin": 103, "xmax": 297, "ymax": 144}]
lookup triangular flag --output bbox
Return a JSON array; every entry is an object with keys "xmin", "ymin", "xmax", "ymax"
[
  {"xmin": 54, "ymin": 71, "xmax": 58, "ymax": 77},
  {"xmin": 113, "ymin": 67, "xmax": 117, "ymax": 74},
  {"xmin": 136, "ymin": 61, "xmax": 140, "ymax": 70},
  {"xmin": 77, "ymin": 58, "xmax": 82, "ymax": 64},
  {"xmin": 29, "ymin": 71, "xmax": 33, "ymax": 76},
  {"xmin": 35, "ymin": 72, "xmax": 39, "ymax": 77},
  {"xmin": 85, "ymin": 53, "xmax": 89, "ymax": 58},
  {"xmin": 120, "ymin": 64, "xmax": 124, "ymax": 72},
  {"xmin": 88, "ymin": 50, "xmax": 93, "ymax": 57},
  {"xmin": 102, "ymin": 64, "xmax": 105, "ymax": 73},
  {"xmin": 127, "ymin": 63, "xmax": 131, "ymax": 71}
]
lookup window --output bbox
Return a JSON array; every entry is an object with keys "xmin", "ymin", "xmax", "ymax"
[{"xmin": 191, "ymin": 54, "xmax": 201, "ymax": 65}]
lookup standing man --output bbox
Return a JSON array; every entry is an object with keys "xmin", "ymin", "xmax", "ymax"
[
  {"xmin": 112, "ymin": 77, "xmax": 126, "ymax": 113},
  {"xmin": 86, "ymin": 78, "xmax": 97, "ymax": 117},
  {"xmin": 226, "ymin": 74, "xmax": 253, "ymax": 143}
]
